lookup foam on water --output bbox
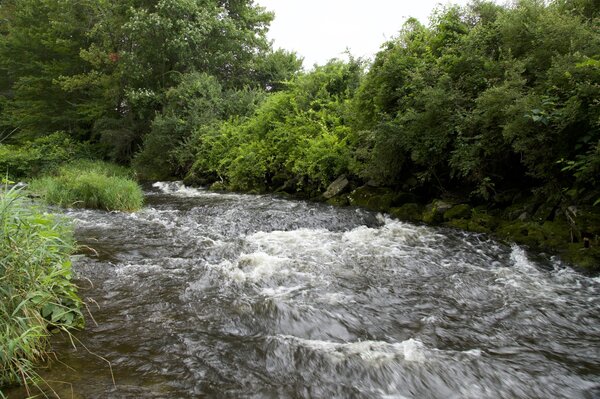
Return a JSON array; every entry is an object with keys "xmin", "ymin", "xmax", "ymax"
[{"xmin": 32, "ymin": 184, "xmax": 600, "ymax": 399}]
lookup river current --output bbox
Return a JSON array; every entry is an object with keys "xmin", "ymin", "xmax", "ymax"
[{"xmin": 9, "ymin": 182, "xmax": 600, "ymax": 398}]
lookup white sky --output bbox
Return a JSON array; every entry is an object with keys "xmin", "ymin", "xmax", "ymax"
[{"xmin": 257, "ymin": 0, "xmax": 491, "ymax": 68}]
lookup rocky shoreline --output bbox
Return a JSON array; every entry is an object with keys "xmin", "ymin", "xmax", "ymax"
[{"xmin": 185, "ymin": 175, "xmax": 600, "ymax": 272}]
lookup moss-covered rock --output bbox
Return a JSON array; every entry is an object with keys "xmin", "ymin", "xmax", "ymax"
[
  {"xmin": 422, "ymin": 200, "xmax": 453, "ymax": 225},
  {"xmin": 495, "ymin": 219, "xmax": 572, "ymax": 250},
  {"xmin": 574, "ymin": 208, "xmax": 600, "ymax": 237},
  {"xmin": 326, "ymin": 195, "xmax": 350, "ymax": 207},
  {"xmin": 445, "ymin": 218, "xmax": 471, "ymax": 231},
  {"xmin": 562, "ymin": 243, "xmax": 600, "ymax": 271},
  {"xmin": 443, "ymin": 204, "xmax": 472, "ymax": 221},
  {"xmin": 444, "ymin": 210, "xmax": 497, "ymax": 234},
  {"xmin": 389, "ymin": 203, "xmax": 424, "ymax": 223},
  {"xmin": 539, "ymin": 220, "xmax": 572, "ymax": 250},
  {"xmin": 470, "ymin": 210, "xmax": 500, "ymax": 232},
  {"xmin": 210, "ymin": 181, "xmax": 227, "ymax": 191},
  {"xmin": 496, "ymin": 221, "xmax": 547, "ymax": 247},
  {"xmin": 348, "ymin": 186, "xmax": 396, "ymax": 212}
]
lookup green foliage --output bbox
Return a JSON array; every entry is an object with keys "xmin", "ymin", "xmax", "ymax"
[
  {"xmin": 187, "ymin": 60, "xmax": 363, "ymax": 192},
  {"xmin": 132, "ymin": 72, "xmax": 267, "ymax": 179},
  {"xmin": 356, "ymin": 0, "xmax": 600, "ymax": 205},
  {"xmin": 0, "ymin": 187, "xmax": 82, "ymax": 389},
  {"xmin": 30, "ymin": 161, "xmax": 143, "ymax": 212},
  {"xmin": 0, "ymin": 132, "xmax": 92, "ymax": 180},
  {"xmin": 0, "ymin": 0, "xmax": 297, "ymax": 163}
]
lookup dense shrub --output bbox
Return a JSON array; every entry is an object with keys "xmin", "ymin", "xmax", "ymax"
[
  {"xmin": 0, "ymin": 132, "xmax": 92, "ymax": 180},
  {"xmin": 355, "ymin": 0, "xmax": 600, "ymax": 204},
  {"xmin": 186, "ymin": 60, "xmax": 364, "ymax": 193},
  {"xmin": 30, "ymin": 161, "xmax": 144, "ymax": 212}
]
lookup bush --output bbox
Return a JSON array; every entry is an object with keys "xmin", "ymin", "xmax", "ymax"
[
  {"xmin": 0, "ymin": 132, "xmax": 93, "ymax": 180},
  {"xmin": 30, "ymin": 161, "xmax": 144, "ymax": 212},
  {"xmin": 188, "ymin": 60, "xmax": 362, "ymax": 193},
  {"xmin": 0, "ymin": 187, "xmax": 83, "ymax": 389}
]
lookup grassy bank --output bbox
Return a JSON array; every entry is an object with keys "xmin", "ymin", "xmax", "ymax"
[
  {"xmin": 0, "ymin": 187, "xmax": 83, "ymax": 392},
  {"xmin": 30, "ymin": 160, "xmax": 144, "ymax": 212}
]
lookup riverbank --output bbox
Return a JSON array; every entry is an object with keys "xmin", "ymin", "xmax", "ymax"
[
  {"xmin": 12, "ymin": 179, "xmax": 599, "ymax": 398},
  {"xmin": 0, "ymin": 187, "xmax": 83, "ymax": 392},
  {"xmin": 340, "ymin": 186, "xmax": 598, "ymax": 272},
  {"xmin": 188, "ymin": 178, "xmax": 599, "ymax": 272}
]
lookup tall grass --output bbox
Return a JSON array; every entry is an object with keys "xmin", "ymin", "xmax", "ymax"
[
  {"xmin": 30, "ymin": 160, "xmax": 144, "ymax": 212},
  {"xmin": 0, "ymin": 186, "xmax": 83, "ymax": 392}
]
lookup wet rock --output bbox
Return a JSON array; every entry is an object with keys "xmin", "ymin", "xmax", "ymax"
[
  {"xmin": 518, "ymin": 212, "xmax": 529, "ymax": 222},
  {"xmin": 422, "ymin": 200, "xmax": 453, "ymax": 225},
  {"xmin": 326, "ymin": 195, "xmax": 350, "ymax": 207},
  {"xmin": 323, "ymin": 175, "xmax": 349, "ymax": 199},
  {"xmin": 389, "ymin": 203, "xmax": 423, "ymax": 223},
  {"xmin": 348, "ymin": 186, "xmax": 395, "ymax": 212},
  {"xmin": 443, "ymin": 204, "xmax": 472, "ymax": 221}
]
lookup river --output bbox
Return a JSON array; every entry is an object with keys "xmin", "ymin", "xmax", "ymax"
[{"xmin": 8, "ymin": 182, "xmax": 600, "ymax": 398}]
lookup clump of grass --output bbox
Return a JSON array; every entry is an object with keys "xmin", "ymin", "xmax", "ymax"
[
  {"xmin": 0, "ymin": 186, "xmax": 83, "ymax": 391},
  {"xmin": 30, "ymin": 160, "xmax": 144, "ymax": 212}
]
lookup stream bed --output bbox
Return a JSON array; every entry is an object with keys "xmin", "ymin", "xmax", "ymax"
[{"xmin": 8, "ymin": 182, "xmax": 600, "ymax": 398}]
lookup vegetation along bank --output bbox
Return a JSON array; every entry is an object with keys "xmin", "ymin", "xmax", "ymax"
[
  {"xmin": 0, "ymin": 0, "xmax": 598, "ymax": 391},
  {"xmin": 1, "ymin": 0, "xmax": 598, "ymax": 271},
  {"xmin": 0, "ymin": 0, "xmax": 600, "ymax": 262}
]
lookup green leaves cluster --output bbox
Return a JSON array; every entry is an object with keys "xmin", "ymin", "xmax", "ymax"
[
  {"xmin": 355, "ymin": 0, "xmax": 600, "ymax": 204},
  {"xmin": 0, "ymin": 0, "xmax": 598, "ymax": 210},
  {"xmin": 0, "ymin": 0, "xmax": 301, "ymax": 163},
  {"xmin": 0, "ymin": 132, "xmax": 92, "ymax": 180},
  {"xmin": 186, "ymin": 60, "xmax": 362, "ymax": 193}
]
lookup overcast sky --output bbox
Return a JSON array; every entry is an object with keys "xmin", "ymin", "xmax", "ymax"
[{"xmin": 256, "ymin": 0, "xmax": 495, "ymax": 68}]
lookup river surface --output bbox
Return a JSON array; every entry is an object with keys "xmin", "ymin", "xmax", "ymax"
[{"xmin": 7, "ymin": 182, "xmax": 600, "ymax": 398}]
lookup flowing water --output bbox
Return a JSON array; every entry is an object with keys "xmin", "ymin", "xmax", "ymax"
[{"xmin": 8, "ymin": 182, "xmax": 600, "ymax": 398}]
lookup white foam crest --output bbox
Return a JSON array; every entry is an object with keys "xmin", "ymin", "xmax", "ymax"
[
  {"xmin": 342, "ymin": 217, "xmax": 442, "ymax": 252},
  {"xmin": 129, "ymin": 207, "xmax": 179, "ymax": 228},
  {"xmin": 510, "ymin": 245, "xmax": 541, "ymax": 275},
  {"xmin": 247, "ymin": 228, "xmax": 336, "ymax": 258},
  {"xmin": 152, "ymin": 180, "xmax": 246, "ymax": 199},
  {"xmin": 318, "ymin": 292, "xmax": 356, "ymax": 305},
  {"xmin": 275, "ymin": 336, "xmax": 428, "ymax": 363},
  {"xmin": 274, "ymin": 335, "xmax": 484, "ymax": 366},
  {"xmin": 260, "ymin": 285, "xmax": 305, "ymax": 298},
  {"xmin": 152, "ymin": 181, "xmax": 209, "ymax": 197},
  {"xmin": 216, "ymin": 252, "xmax": 295, "ymax": 283}
]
